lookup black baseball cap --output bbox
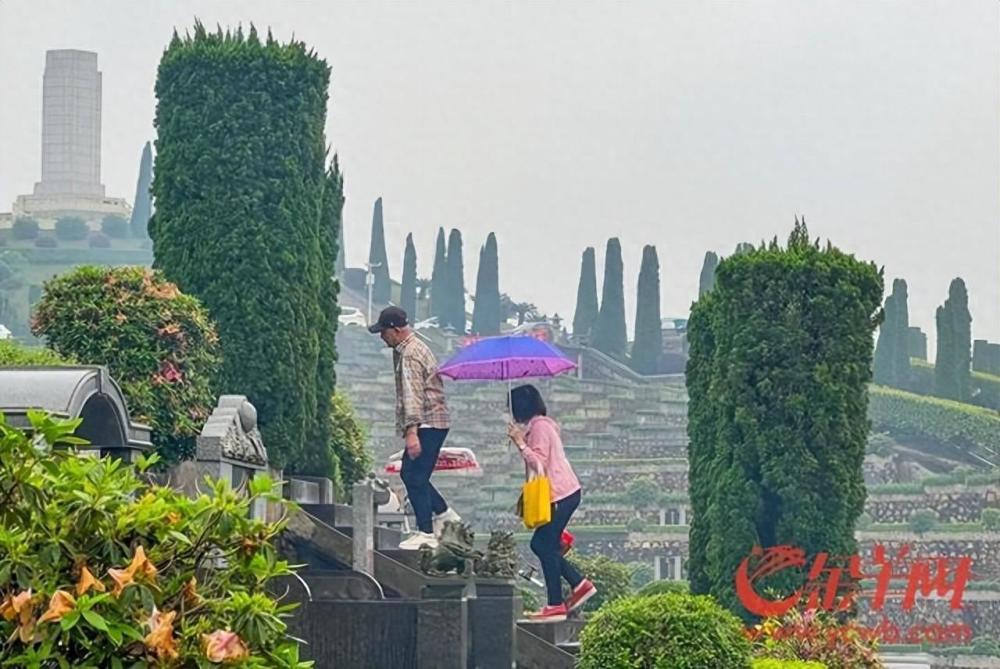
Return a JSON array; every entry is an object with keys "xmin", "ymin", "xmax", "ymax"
[{"xmin": 368, "ymin": 306, "xmax": 409, "ymax": 333}]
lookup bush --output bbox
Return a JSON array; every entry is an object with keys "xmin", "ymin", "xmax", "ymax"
[
  {"xmin": 11, "ymin": 218, "xmax": 39, "ymax": 240},
  {"xmin": 567, "ymin": 553, "xmax": 633, "ymax": 612},
  {"xmin": 88, "ymin": 232, "xmax": 111, "ymax": 248},
  {"xmin": 0, "ymin": 339, "xmax": 68, "ymax": 365},
  {"xmin": 637, "ymin": 579, "xmax": 689, "ymax": 597},
  {"xmin": 982, "ymin": 508, "xmax": 1000, "ymax": 531},
  {"xmin": 626, "ymin": 517, "xmax": 647, "ymax": 533},
  {"xmin": 34, "ymin": 235, "xmax": 57, "ymax": 248},
  {"xmin": 329, "ymin": 391, "xmax": 372, "ymax": 499},
  {"xmin": 579, "ymin": 593, "xmax": 752, "ymax": 669},
  {"xmin": 750, "ymin": 608, "xmax": 882, "ymax": 669},
  {"xmin": 629, "ymin": 562, "xmax": 654, "ymax": 589},
  {"xmin": 54, "ymin": 216, "xmax": 89, "ymax": 241},
  {"xmin": 0, "ymin": 412, "xmax": 310, "ymax": 667},
  {"xmin": 908, "ymin": 508, "xmax": 938, "ymax": 535},
  {"xmin": 626, "ymin": 475, "xmax": 660, "ymax": 509},
  {"xmin": 31, "ymin": 266, "xmax": 220, "ymax": 461},
  {"xmin": 517, "ymin": 585, "xmax": 541, "ymax": 613},
  {"xmin": 101, "ymin": 214, "xmax": 129, "ymax": 239},
  {"xmin": 752, "ymin": 660, "xmax": 826, "ymax": 669}
]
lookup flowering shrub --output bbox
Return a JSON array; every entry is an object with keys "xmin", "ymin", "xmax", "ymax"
[
  {"xmin": 749, "ymin": 608, "xmax": 882, "ymax": 669},
  {"xmin": 32, "ymin": 266, "xmax": 220, "ymax": 461},
  {"xmin": 0, "ymin": 411, "xmax": 310, "ymax": 667}
]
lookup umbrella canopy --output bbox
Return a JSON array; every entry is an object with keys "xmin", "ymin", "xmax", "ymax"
[{"xmin": 438, "ymin": 335, "xmax": 577, "ymax": 381}]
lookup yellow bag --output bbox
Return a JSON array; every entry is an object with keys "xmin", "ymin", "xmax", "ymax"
[{"xmin": 520, "ymin": 467, "xmax": 552, "ymax": 529}]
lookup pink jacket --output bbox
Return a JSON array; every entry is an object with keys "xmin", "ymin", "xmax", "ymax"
[{"xmin": 519, "ymin": 416, "xmax": 581, "ymax": 503}]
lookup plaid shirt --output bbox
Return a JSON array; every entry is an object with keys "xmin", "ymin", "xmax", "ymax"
[{"xmin": 393, "ymin": 334, "xmax": 450, "ymax": 436}]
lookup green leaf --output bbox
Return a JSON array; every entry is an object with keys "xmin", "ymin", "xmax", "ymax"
[
  {"xmin": 60, "ymin": 610, "xmax": 81, "ymax": 631},
  {"xmin": 82, "ymin": 609, "xmax": 109, "ymax": 632}
]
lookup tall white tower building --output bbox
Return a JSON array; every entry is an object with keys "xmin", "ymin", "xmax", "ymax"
[{"xmin": 34, "ymin": 50, "xmax": 105, "ymax": 197}]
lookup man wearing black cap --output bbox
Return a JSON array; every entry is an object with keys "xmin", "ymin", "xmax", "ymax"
[{"xmin": 369, "ymin": 306, "xmax": 460, "ymax": 549}]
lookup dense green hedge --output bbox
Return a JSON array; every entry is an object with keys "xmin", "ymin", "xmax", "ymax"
[
  {"xmin": 868, "ymin": 385, "xmax": 1000, "ymax": 463},
  {"xmin": 687, "ymin": 222, "xmax": 882, "ymax": 619},
  {"xmin": 151, "ymin": 24, "xmax": 336, "ymax": 471},
  {"xmin": 579, "ymin": 593, "xmax": 751, "ymax": 669}
]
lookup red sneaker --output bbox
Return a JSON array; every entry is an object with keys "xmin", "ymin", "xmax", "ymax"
[
  {"xmin": 566, "ymin": 579, "xmax": 597, "ymax": 612},
  {"xmin": 526, "ymin": 603, "xmax": 568, "ymax": 622}
]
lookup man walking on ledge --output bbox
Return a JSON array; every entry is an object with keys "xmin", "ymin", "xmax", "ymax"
[{"xmin": 369, "ymin": 306, "xmax": 460, "ymax": 549}]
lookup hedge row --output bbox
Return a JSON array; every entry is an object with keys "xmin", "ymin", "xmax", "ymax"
[{"xmin": 868, "ymin": 385, "xmax": 1000, "ymax": 463}]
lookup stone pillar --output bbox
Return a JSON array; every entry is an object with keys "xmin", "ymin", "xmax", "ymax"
[
  {"xmin": 468, "ymin": 579, "xmax": 517, "ymax": 669},
  {"xmin": 352, "ymin": 480, "xmax": 375, "ymax": 577},
  {"xmin": 419, "ymin": 581, "xmax": 468, "ymax": 669},
  {"xmin": 677, "ymin": 505, "xmax": 687, "ymax": 526},
  {"xmin": 673, "ymin": 556, "xmax": 683, "ymax": 581}
]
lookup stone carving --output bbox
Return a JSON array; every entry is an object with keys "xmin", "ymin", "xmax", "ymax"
[
  {"xmin": 475, "ymin": 530, "xmax": 518, "ymax": 579},
  {"xmin": 197, "ymin": 395, "xmax": 267, "ymax": 466},
  {"xmin": 418, "ymin": 521, "xmax": 482, "ymax": 576}
]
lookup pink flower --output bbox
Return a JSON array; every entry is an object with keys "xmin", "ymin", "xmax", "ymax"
[{"xmin": 159, "ymin": 361, "xmax": 183, "ymax": 383}]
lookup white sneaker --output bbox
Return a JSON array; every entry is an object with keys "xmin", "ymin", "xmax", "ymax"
[
  {"xmin": 399, "ymin": 532, "xmax": 438, "ymax": 550},
  {"xmin": 433, "ymin": 508, "xmax": 462, "ymax": 537}
]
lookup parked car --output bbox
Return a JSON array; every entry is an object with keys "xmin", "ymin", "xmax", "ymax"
[{"xmin": 338, "ymin": 306, "xmax": 367, "ymax": 327}]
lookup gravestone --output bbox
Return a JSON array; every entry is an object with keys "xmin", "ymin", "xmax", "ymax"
[{"xmin": 171, "ymin": 395, "xmax": 273, "ymax": 519}]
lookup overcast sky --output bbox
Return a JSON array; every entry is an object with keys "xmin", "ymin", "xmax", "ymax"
[{"xmin": 1, "ymin": 1, "xmax": 997, "ymax": 351}]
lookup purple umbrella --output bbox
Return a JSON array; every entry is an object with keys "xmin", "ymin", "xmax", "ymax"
[
  {"xmin": 438, "ymin": 335, "xmax": 577, "ymax": 421},
  {"xmin": 439, "ymin": 335, "xmax": 577, "ymax": 381}
]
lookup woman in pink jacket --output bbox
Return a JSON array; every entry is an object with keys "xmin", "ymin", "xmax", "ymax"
[{"xmin": 507, "ymin": 384, "xmax": 596, "ymax": 622}]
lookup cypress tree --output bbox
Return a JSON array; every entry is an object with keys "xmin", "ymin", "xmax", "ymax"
[
  {"xmin": 873, "ymin": 279, "xmax": 910, "ymax": 389},
  {"xmin": 130, "ymin": 141, "xmax": 153, "ymax": 241},
  {"xmin": 873, "ymin": 292, "xmax": 896, "ymax": 386},
  {"xmin": 572, "ymin": 247, "xmax": 599, "ymax": 339},
  {"xmin": 698, "ymin": 251, "xmax": 719, "ymax": 298},
  {"xmin": 471, "ymin": 245, "xmax": 486, "ymax": 332},
  {"xmin": 401, "ymin": 233, "xmax": 417, "ymax": 320},
  {"xmin": 446, "ymin": 229, "xmax": 466, "ymax": 332},
  {"xmin": 591, "ymin": 238, "xmax": 628, "ymax": 360},
  {"xmin": 472, "ymin": 233, "xmax": 501, "ymax": 335},
  {"xmin": 368, "ymin": 197, "xmax": 391, "ymax": 304},
  {"xmin": 631, "ymin": 245, "xmax": 663, "ymax": 374},
  {"xmin": 430, "ymin": 228, "xmax": 448, "ymax": 323},
  {"xmin": 687, "ymin": 219, "xmax": 882, "ymax": 619},
  {"xmin": 934, "ymin": 278, "xmax": 973, "ymax": 401},
  {"xmin": 151, "ymin": 23, "xmax": 332, "ymax": 470},
  {"xmin": 335, "ymin": 214, "xmax": 346, "ymax": 277},
  {"xmin": 301, "ymin": 158, "xmax": 344, "ymax": 475},
  {"xmin": 890, "ymin": 279, "xmax": 911, "ymax": 388}
]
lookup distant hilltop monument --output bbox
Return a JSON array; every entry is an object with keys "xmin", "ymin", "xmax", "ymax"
[{"xmin": 7, "ymin": 49, "xmax": 130, "ymax": 225}]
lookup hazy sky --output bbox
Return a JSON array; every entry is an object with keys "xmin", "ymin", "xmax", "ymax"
[{"xmin": 1, "ymin": 1, "xmax": 998, "ymax": 351}]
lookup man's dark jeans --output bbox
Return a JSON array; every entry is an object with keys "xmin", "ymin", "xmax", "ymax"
[{"xmin": 400, "ymin": 427, "xmax": 450, "ymax": 534}]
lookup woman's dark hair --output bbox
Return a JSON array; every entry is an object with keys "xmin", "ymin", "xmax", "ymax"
[{"xmin": 509, "ymin": 384, "xmax": 547, "ymax": 424}]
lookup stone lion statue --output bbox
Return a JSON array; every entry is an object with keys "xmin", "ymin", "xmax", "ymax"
[{"xmin": 418, "ymin": 521, "xmax": 483, "ymax": 577}]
